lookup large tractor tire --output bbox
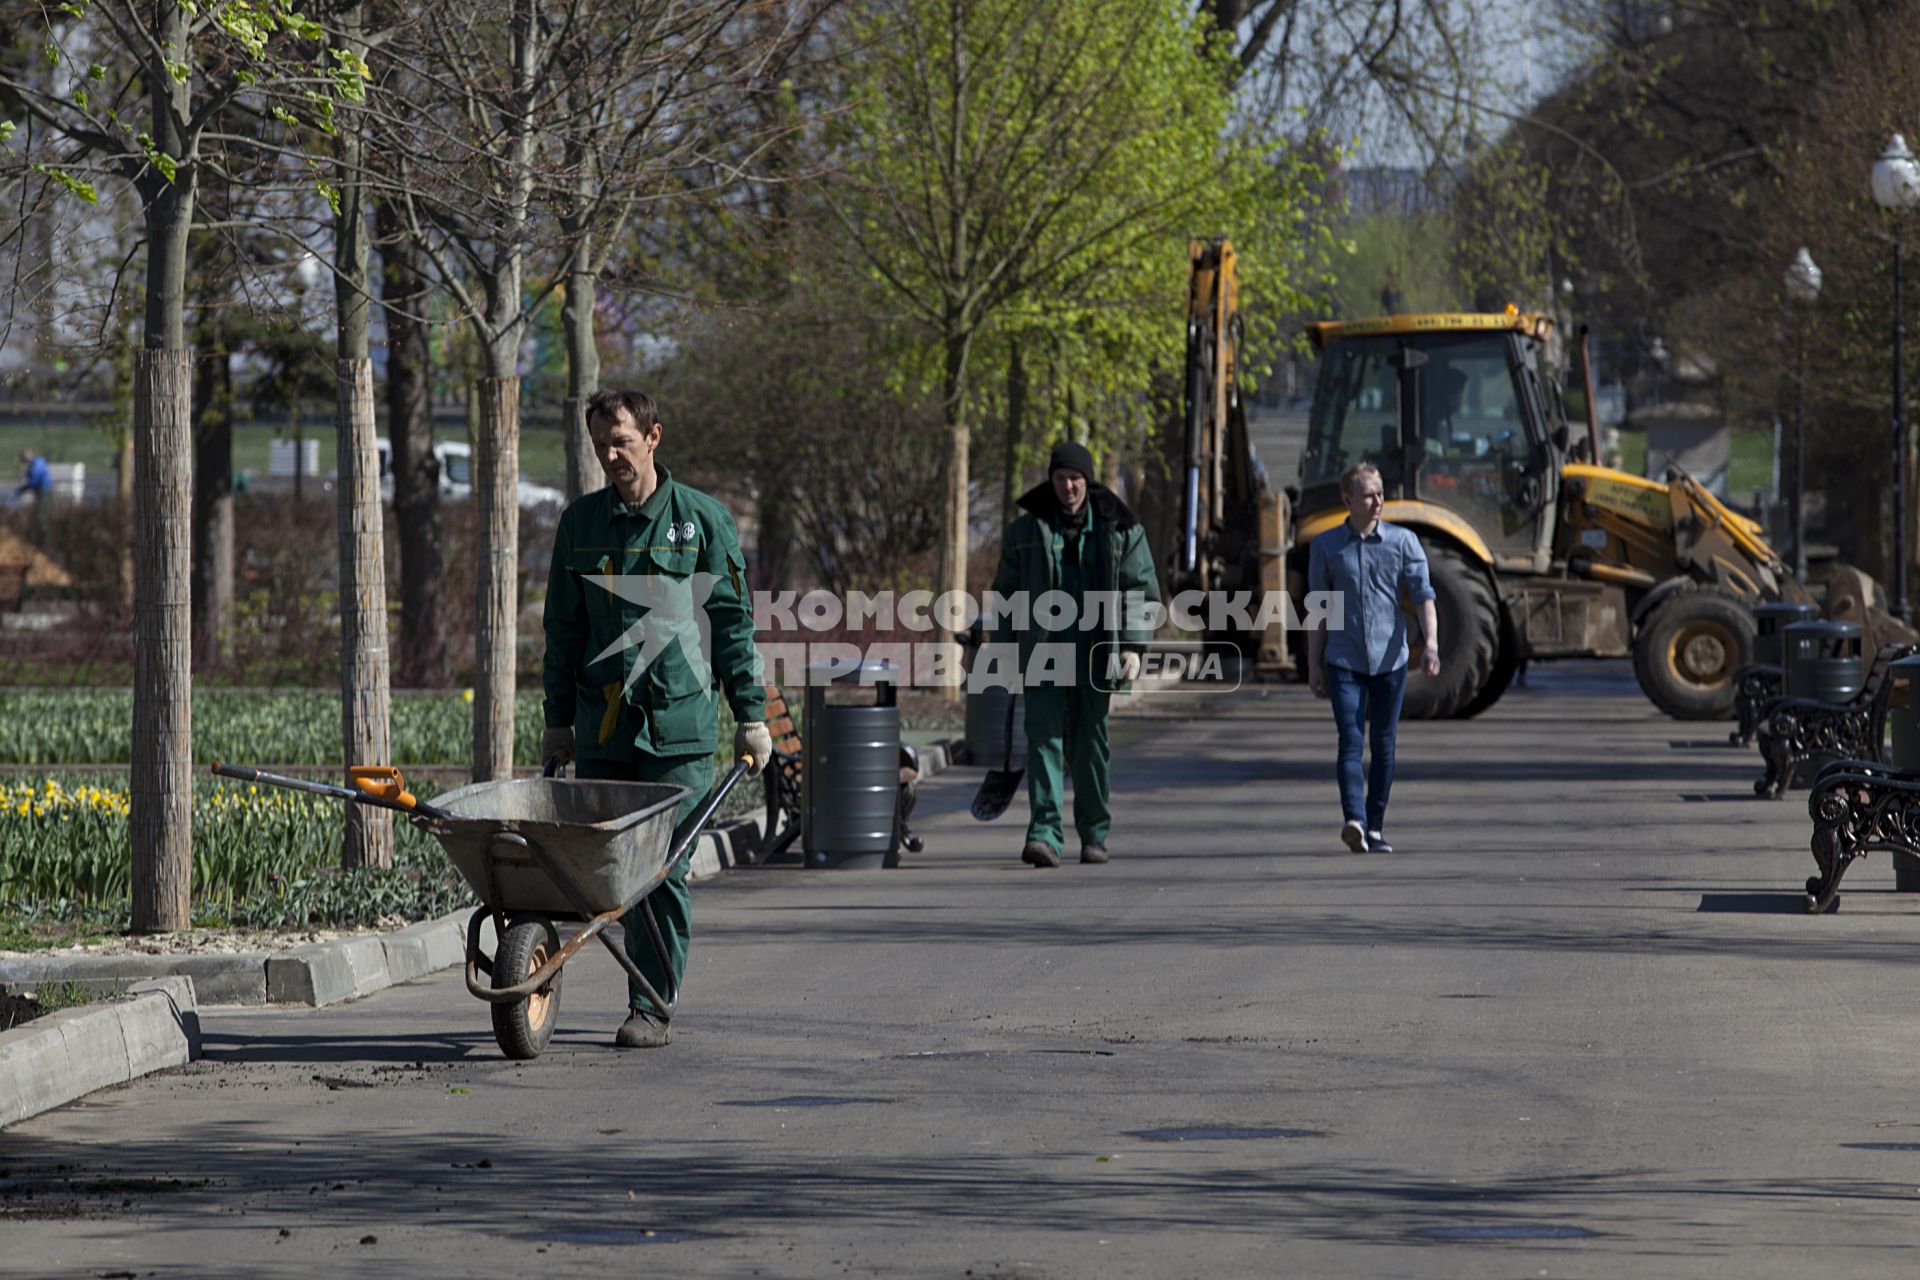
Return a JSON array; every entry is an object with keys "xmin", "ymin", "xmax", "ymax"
[
  {"xmin": 1455, "ymin": 619, "xmax": 1521, "ymax": 720},
  {"xmin": 1402, "ymin": 541, "xmax": 1501, "ymax": 720},
  {"xmin": 1632, "ymin": 587, "xmax": 1754, "ymax": 720}
]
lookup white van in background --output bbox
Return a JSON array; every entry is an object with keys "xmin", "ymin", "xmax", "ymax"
[{"xmin": 374, "ymin": 438, "xmax": 566, "ymax": 513}]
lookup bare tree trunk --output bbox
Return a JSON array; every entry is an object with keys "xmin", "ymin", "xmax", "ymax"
[
  {"xmin": 376, "ymin": 202, "xmax": 447, "ymax": 688},
  {"xmin": 937, "ymin": 330, "xmax": 972, "ymax": 701},
  {"xmin": 561, "ymin": 232, "xmax": 599, "ymax": 500},
  {"xmin": 469, "ymin": 0, "xmax": 538, "ymax": 781},
  {"xmin": 1003, "ymin": 336, "xmax": 1026, "ymax": 525},
  {"xmin": 474, "ymin": 376, "xmax": 520, "ymax": 781},
  {"xmin": 116, "ymin": 431, "xmax": 134, "ymax": 612},
  {"xmin": 190, "ymin": 346, "xmax": 233, "ymax": 668},
  {"xmin": 338, "ymin": 362, "xmax": 393, "ymax": 867},
  {"xmin": 131, "ymin": 348, "xmax": 193, "ymax": 933},
  {"xmin": 335, "ymin": 2, "xmax": 393, "ymax": 869},
  {"xmin": 130, "ymin": 1, "xmax": 198, "ymax": 933}
]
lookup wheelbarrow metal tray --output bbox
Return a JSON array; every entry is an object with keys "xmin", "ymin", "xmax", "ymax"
[{"xmin": 422, "ymin": 778, "xmax": 686, "ymax": 917}]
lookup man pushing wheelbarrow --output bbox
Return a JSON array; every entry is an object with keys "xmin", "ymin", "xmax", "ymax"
[{"xmin": 540, "ymin": 388, "xmax": 772, "ymax": 1049}]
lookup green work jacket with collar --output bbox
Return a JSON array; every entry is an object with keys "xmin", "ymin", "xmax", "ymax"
[
  {"xmin": 988, "ymin": 480, "xmax": 1161, "ymax": 668},
  {"xmin": 542, "ymin": 465, "xmax": 764, "ymax": 763}
]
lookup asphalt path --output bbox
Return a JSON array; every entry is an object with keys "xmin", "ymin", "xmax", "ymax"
[{"xmin": 8, "ymin": 662, "xmax": 1920, "ymax": 1278}]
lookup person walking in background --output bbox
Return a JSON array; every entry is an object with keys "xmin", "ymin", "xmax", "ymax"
[
  {"xmin": 15, "ymin": 450, "xmax": 50, "ymax": 544},
  {"xmin": 989, "ymin": 440, "xmax": 1160, "ymax": 868},
  {"xmin": 1305, "ymin": 462, "xmax": 1440, "ymax": 854},
  {"xmin": 540, "ymin": 388, "xmax": 772, "ymax": 1049}
]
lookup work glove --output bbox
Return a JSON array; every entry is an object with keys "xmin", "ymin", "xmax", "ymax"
[
  {"xmin": 1117, "ymin": 650, "xmax": 1143, "ymax": 684},
  {"xmin": 735, "ymin": 720, "xmax": 773, "ymax": 777},
  {"xmin": 540, "ymin": 725, "xmax": 574, "ymax": 768}
]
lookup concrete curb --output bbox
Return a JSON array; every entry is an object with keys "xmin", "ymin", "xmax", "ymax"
[
  {"xmin": 0, "ymin": 740, "xmax": 972, "ymax": 1004},
  {"xmin": 0, "ymin": 912, "xmax": 492, "ymax": 1011},
  {"xmin": 0, "ymin": 976, "xmax": 199, "ymax": 1131},
  {"xmin": 686, "ymin": 736, "xmax": 964, "ymax": 880}
]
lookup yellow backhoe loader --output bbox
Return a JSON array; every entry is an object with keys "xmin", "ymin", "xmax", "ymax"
[{"xmin": 1177, "ymin": 239, "xmax": 1907, "ymax": 719}]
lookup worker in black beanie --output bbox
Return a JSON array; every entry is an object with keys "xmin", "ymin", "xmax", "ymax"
[{"xmin": 987, "ymin": 439, "xmax": 1160, "ymax": 867}]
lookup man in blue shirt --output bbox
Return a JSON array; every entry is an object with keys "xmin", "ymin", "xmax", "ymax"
[
  {"xmin": 1306, "ymin": 462, "xmax": 1440, "ymax": 853},
  {"xmin": 16, "ymin": 450, "xmax": 51, "ymax": 544}
]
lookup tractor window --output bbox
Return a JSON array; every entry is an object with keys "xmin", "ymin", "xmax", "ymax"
[
  {"xmin": 1416, "ymin": 335, "xmax": 1546, "ymax": 551},
  {"xmin": 1419, "ymin": 340, "xmax": 1526, "ymax": 462},
  {"xmin": 1302, "ymin": 338, "xmax": 1401, "ymax": 489}
]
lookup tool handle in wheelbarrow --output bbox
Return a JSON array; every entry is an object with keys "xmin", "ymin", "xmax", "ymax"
[
  {"xmin": 667, "ymin": 755, "xmax": 756, "ymax": 872},
  {"xmin": 209, "ymin": 762, "xmax": 453, "ymax": 821},
  {"xmin": 345, "ymin": 765, "xmax": 455, "ymax": 820}
]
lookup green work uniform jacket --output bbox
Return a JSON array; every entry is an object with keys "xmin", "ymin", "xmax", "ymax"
[
  {"xmin": 542, "ymin": 466, "xmax": 764, "ymax": 763},
  {"xmin": 988, "ymin": 481, "xmax": 1161, "ymax": 670}
]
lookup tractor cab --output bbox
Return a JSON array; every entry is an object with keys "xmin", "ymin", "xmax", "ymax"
[{"xmin": 1299, "ymin": 312, "xmax": 1570, "ymax": 567}]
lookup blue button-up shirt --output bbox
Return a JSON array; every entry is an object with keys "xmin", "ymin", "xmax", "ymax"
[{"xmin": 1308, "ymin": 519, "xmax": 1436, "ymax": 675}]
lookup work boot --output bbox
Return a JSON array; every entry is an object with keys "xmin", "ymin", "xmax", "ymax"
[
  {"xmin": 1079, "ymin": 842, "xmax": 1110, "ymax": 864},
  {"xmin": 1341, "ymin": 820, "xmax": 1367, "ymax": 853},
  {"xmin": 1021, "ymin": 839, "xmax": 1061, "ymax": 868},
  {"xmin": 1367, "ymin": 831, "xmax": 1394, "ymax": 854},
  {"xmin": 614, "ymin": 1010, "xmax": 672, "ymax": 1049}
]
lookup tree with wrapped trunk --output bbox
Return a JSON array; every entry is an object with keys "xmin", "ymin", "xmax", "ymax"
[
  {"xmin": 371, "ymin": 0, "xmax": 547, "ymax": 782},
  {"xmin": 330, "ymin": 2, "xmax": 392, "ymax": 868},
  {"xmin": 0, "ymin": 0, "xmax": 380, "ymax": 928}
]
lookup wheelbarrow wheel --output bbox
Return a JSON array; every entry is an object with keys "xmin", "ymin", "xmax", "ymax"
[{"xmin": 491, "ymin": 916, "xmax": 562, "ymax": 1060}]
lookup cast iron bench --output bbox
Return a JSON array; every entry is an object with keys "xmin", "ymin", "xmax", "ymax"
[
  {"xmin": 1804, "ymin": 758, "xmax": 1920, "ymax": 912},
  {"xmin": 1728, "ymin": 663, "xmax": 1782, "ymax": 747},
  {"xmin": 1753, "ymin": 643, "xmax": 1919, "ymax": 799},
  {"xmin": 758, "ymin": 684, "xmax": 923, "ymax": 865}
]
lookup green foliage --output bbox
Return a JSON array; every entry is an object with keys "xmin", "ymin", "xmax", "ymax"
[
  {"xmin": 136, "ymin": 132, "xmax": 177, "ymax": 183},
  {"xmin": 833, "ymin": 0, "xmax": 1329, "ymax": 462},
  {"xmin": 0, "ymin": 775, "xmax": 472, "ymax": 929},
  {"xmin": 31, "ymin": 163, "xmax": 96, "ymax": 204},
  {"xmin": 1332, "ymin": 211, "xmax": 1462, "ymax": 319},
  {"xmin": 0, "ymin": 689, "xmax": 548, "ymax": 766}
]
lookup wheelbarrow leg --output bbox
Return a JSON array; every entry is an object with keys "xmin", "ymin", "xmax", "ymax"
[{"xmin": 489, "ymin": 831, "xmax": 680, "ymax": 1020}]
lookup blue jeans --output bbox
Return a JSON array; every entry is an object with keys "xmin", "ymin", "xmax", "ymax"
[{"xmin": 1326, "ymin": 663, "xmax": 1406, "ymax": 833}]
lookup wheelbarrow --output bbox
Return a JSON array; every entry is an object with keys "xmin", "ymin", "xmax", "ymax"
[{"xmin": 210, "ymin": 755, "xmax": 754, "ymax": 1060}]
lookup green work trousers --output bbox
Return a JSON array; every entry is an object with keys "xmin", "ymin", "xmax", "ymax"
[
  {"xmin": 1023, "ymin": 680, "xmax": 1111, "ymax": 853},
  {"xmin": 575, "ymin": 752, "xmax": 712, "ymax": 1017}
]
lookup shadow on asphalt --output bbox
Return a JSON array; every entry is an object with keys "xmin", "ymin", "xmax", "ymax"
[
  {"xmin": 4, "ymin": 1122, "xmax": 1915, "ymax": 1266},
  {"xmin": 200, "ymin": 1029, "xmax": 492, "ymax": 1065},
  {"xmin": 1695, "ymin": 893, "xmax": 1809, "ymax": 914}
]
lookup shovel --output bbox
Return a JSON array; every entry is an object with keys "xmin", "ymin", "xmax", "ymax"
[{"xmin": 969, "ymin": 696, "xmax": 1023, "ymax": 821}]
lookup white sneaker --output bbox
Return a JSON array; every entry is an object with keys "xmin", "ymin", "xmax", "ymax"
[{"xmin": 1341, "ymin": 820, "xmax": 1367, "ymax": 853}]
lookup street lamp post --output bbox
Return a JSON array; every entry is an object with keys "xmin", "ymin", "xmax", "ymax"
[
  {"xmin": 1784, "ymin": 247, "xmax": 1823, "ymax": 581},
  {"xmin": 1873, "ymin": 134, "xmax": 1920, "ymax": 621}
]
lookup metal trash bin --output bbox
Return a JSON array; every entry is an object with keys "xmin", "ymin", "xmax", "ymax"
[
  {"xmin": 1753, "ymin": 602, "xmax": 1818, "ymax": 668},
  {"xmin": 802, "ymin": 658, "xmax": 902, "ymax": 870},
  {"xmin": 1887, "ymin": 654, "xmax": 1920, "ymax": 891},
  {"xmin": 1781, "ymin": 620, "xmax": 1864, "ymax": 702},
  {"xmin": 965, "ymin": 685, "xmax": 1026, "ymax": 770}
]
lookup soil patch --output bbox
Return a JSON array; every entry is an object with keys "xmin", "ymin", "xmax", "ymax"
[
  {"xmin": 1, "ymin": 990, "xmax": 46, "ymax": 1031},
  {"xmin": 1, "ymin": 921, "xmax": 404, "ymax": 960}
]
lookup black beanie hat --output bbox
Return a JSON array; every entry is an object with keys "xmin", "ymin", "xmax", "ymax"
[{"xmin": 1048, "ymin": 440, "xmax": 1097, "ymax": 482}]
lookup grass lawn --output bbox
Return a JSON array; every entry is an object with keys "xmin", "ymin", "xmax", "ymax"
[
  {"xmin": 0, "ymin": 420, "xmax": 574, "ymax": 489},
  {"xmin": 1613, "ymin": 424, "xmax": 1774, "ymax": 502}
]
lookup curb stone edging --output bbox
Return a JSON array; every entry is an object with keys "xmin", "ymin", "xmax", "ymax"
[
  {"xmin": 0, "ymin": 912, "xmax": 494, "ymax": 1012},
  {"xmin": 0, "ymin": 976, "xmax": 200, "ymax": 1131},
  {"xmin": 0, "ymin": 740, "xmax": 976, "ymax": 1006}
]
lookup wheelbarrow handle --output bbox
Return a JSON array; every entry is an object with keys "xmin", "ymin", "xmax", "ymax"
[
  {"xmin": 667, "ymin": 755, "xmax": 755, "ymax": 871},
  {"xmin": 210, "ymin": 762, "xmax": 453, "ymax": 821}
]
